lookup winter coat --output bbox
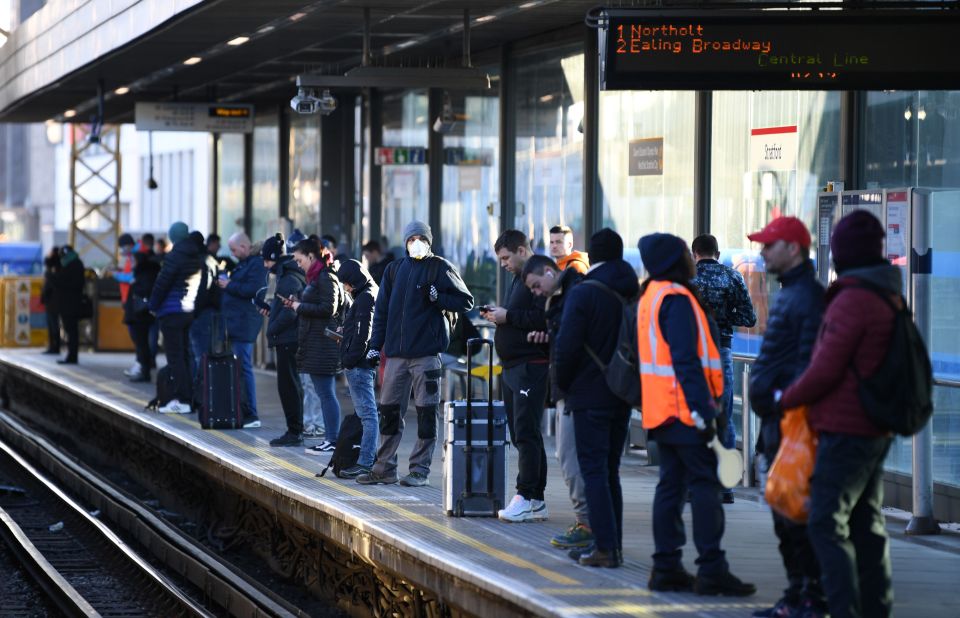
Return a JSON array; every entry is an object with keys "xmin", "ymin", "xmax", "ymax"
[
  {"xmin": 41, "ymin": 257, "xmax": 58, "ymax": 312},
  {"xmin": 265, "ymin": 255, "xmax": 305, "ymax": 347},
  {"xmin": 546, "ymin": 267, "xmax": 582, "ymax": 402},
  {"xmin": 221, "ymin": 255, "xmax": 268, "ymax": 343},
  {"xmin": 781, "ymin": 263, "xmax": 899, "ymax": 438},
  {"xmin": 149, "ymin": 236, "xmax": 204, "ymax": 318},
  {"xmin": 748, "ymin": 260, "xmax": 825, "ymax": 459},
  {"xmin": 369, "ymin": 254, "xmax": 474, "ymax": 359},
  {"xmin": 338, "ymin": 259, "xmax": 378, "ymax": 370},
  {"xmin": 494, "ymin": 273, "xmax": 548, "ymax": 369},
  {"xmin": 123, "ymin": 250, "xmax": 161, "ymax": 324},
  {"xmin": 296, "ymin": 260, "xmax": 346, "ymax": 375},
  {"xmin": 54, "ymin": 256, "xmax": 86, "ymax": 318},
  {"xmin": 553, "ymin": 260, "xmax": 640, "ymax": 410},
  {"xmin": 693, "ymin": 258, "xmax": 757, "ymax": 347},
  {"xmin": 368, "ymin": 253, "xmax": 394, "ymax": 286},
  {"xmin": 557, "ymin": 250, "xmax": 590, "ymax": 274},
  {"xmin": 194, "ymin": 249, "xmax": 222, "ymax": 316}
]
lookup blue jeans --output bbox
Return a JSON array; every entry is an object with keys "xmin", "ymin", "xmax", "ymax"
[
  {"xmin": 345, "ymin": 367, "xmax": 379, "ymax": 468},
  {"xmin": 301, "ymin": 373, "xmax": 322, "ymax": 430},
  {"xmin": 719, "ymin": 346, "xmax": 736, "ymax": 450},
  {"xmin": 310, "ymin": 374, "xmax": 341, "ymax": 443},
  {"xmin": 231, "ymin": 341, "xmax": 257, "ymax": 419}
]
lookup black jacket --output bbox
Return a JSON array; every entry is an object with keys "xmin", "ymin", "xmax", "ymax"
[
  {"xmin": 338, "ymin": 260, "xmax": 378, "ymax": 369},
  {"xmin": 370, "ymin": 254, "xmax": 474, "ymax": 359},
  {"xmin": 194, "ymin": 245, "xmax": 222, "ymax": 315},
  {"xmin": 296, "ymin": 261, "xmax": 346, "ymax": 375},
  {"xmin": 368, "ymin": 253, "xmax": 393, "ymax": 286},
  {"xmin": 494, "ymin": 273, "xmax": 548, "ymax": 369},
  {"xmin": 54, "ymin": 257, "xmax": 86, "ymax": 318},
  {"xmin": 554, "ymin": 260, "xmax": 640, "ymax": 410},
  {"xmin": 123, "ymin": 251, "xmax": 161, "ymax": 324},
  {"xmin": 546, "ymin": 267, "xmax": 582, "ymax": 402},
  {"xmin": 41, "ymin": 257, "xmax": 59, "ymax": 311},
  {"xmin": 266, "ymin": 255, "xmax": 305, "ymax": 347},
  {"xmin": 148, "ymin": 236, "xmax": 204, "ymax": 318},
  {"xmin": 749, "ymin": 260, "xmax": 825, "ymax": 459}
]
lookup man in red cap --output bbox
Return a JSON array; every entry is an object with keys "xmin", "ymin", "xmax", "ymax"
[{"xmin": 746, "ymin": 216, "xmax": 828, "ymax": 618}]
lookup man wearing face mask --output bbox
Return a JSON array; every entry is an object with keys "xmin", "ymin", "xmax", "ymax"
[{"xmin": 357, "ymin": 221, "xmax": 474, "ymax": 487}]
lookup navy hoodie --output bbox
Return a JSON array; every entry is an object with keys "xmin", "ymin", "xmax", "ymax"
[{"xmin": 338, "ymin": 259, "xmax": 379, "ymax": 369}]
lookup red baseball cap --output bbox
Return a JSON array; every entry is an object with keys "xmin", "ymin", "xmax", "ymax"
[{"xmin": 747, "ymin": 216, "xmax": 811, "ymax": 249}]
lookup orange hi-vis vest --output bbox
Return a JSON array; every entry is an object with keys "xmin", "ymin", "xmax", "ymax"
[{"xmin": 638, "ymin": 280, "xmax": 723, "ymax": 430}]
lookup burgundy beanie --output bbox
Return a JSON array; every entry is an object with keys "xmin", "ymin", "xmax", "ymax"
[{"xmin": 831, "ymin": 210, "xmax": 885, "ymax": 272}]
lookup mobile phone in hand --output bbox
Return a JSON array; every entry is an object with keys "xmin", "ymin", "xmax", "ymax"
[
  {"xmin": 479, "ymin": 305, "xmax": 492, "ymax": 313},
  {"xmin": 324, "ymin": 327, "xmax": 343, "ymax": 342}
]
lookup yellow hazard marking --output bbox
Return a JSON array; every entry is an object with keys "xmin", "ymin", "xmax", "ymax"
[{"xmin": 46, "ymin": 364, "xmax": 578, "ymax": 586}]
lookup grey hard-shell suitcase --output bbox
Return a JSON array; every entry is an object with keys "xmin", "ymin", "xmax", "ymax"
[{"xmin": 442, "ymin": 338, "xmax": 508, "ymax": 517}]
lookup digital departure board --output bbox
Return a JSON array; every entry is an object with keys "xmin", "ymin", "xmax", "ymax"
[{"xmin": 601, "ymin": 10, "xmax": 960, "ymax": 91}]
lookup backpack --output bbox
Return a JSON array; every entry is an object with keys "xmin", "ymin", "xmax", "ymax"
[
  {"xmin": 580, "ymin": 280, "xmax": 642, "ymax": 408},
  {"xmin": 317, "ymin": 414, "xmax": 364, "ymax": 478},
  {"xmin": 386, "ymin": 256, "xmax": 459, "ymax": 333},
  {"xmin": 851, "ymin": 282, "xmax": 933, "ymax": 436}
]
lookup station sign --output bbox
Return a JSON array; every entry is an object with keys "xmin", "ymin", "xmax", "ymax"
[
  {"xmin": 444, "ymin": 147, "xmax": 494, "ymax": 166},
  {"xmin": 749, "ymin": 126, "xmax": 797, "ymax": 172},
  {"xmin": 628, "ymin": 137, "xmax": 663, "ymax": 176},
  {"xmin": 601, "ymin": 10, "xmax": 960, "ymax": 91},
  {"xmin": 375, "ymin": 147, "xmax": 428, "ymax": 165},
  {"xmin": 135, "ymin": 102, "xmax": 255, "ymax": 133}
]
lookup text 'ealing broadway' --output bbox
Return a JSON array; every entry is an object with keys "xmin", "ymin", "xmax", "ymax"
[{"xmin": 615, "ymin": 24, "xmax": 772, "ymax": 55}]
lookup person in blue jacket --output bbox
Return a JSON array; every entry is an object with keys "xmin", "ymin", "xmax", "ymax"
[{"xmin": 218, "ymin": 232, "xmax": 268, "ymax": 428}]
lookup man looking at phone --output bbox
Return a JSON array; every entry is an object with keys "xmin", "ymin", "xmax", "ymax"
[{"xmin": 484, "ymin": 230, "xmax": 550, "ymax": 523}]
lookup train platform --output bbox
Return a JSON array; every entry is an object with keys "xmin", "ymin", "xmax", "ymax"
[{"xmin": 0, "ymin": 348, "xmax": 957, "ymax": 617}]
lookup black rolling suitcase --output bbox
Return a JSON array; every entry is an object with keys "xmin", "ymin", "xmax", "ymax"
[
  {"xmin": 198, "ymin": 315, "xmax": 243, "ymax": 429},
  {"xmin": 442, "ymin": 338, "xmax": 508, "ymax": 517}
]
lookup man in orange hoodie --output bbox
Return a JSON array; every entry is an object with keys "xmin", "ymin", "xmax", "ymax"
[{"xmin": 549, "ymin": 225, "xmax": 589, "ymax": 274}]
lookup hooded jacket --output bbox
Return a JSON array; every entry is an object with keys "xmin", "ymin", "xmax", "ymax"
[
  {"xmin": 149, "ymin": 236, "xmax": 203, "ymax": 318},
  {"xmin": 123, "ymin": 250, "xmax": 160, "ymax": 324},
  {"xmin": 557, "ymin": 250, "xmax": 590, "ymax": 275},
  {"xmin": 553, "ymin": 260, "xmax": 640, "ymax": 409},
  {"xmin": 781, "ymin": 263, "xmax": 899, "ymax": 438},
  {"xmin": 369, "ymin": 252, "xmax": 474, "ymax": 359},
  {"xmin": 545, "ymin": 267, "xmax": 582, "ymax": 402},
  {"xmin": 296, "ymin": 260, "xmax": 346, "ymax": 375},
  {"xmin": 338, "ymin": 259, "xmax": 379, "ymax": 369},
  {"xmin": 494, "ymin": 272, "xmax": 548, "ymax": 369},
  {"xmin": 221, "ymin": 254, "xmax": 267, "ymax": 343},
  {"xmin": 54, "ymin": 252, "xmax": 86, "ymax": 318},
  {"xmin": 265, "ymin": 255, "xmax": 305, "ymax": 347},
  {"xmin": 192, "ymin": 233, "xmax": 221, "ymax": 315}
]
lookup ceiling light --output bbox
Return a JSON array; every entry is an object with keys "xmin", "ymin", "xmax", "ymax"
[
  {"xmin": 63, "ymin": 109, "xmax": 77, "ymax": 118},
  {"xmin": 519, "ymin": 1, "xmax": 542, "ymax": 8},
  {"xmin": 539, "ymin": 94, "xmax": 555, "ymax": 103},
  {"xmin": 289, "ymin": 12, "xmax": 307, "ymax": 21},
  {"xmin": 475, "ymin": 15, "xmax": 496, "ymax": 24},
  {"xmin": 114, "ymin": 86, "xmax": 130, "ymax": 95},
  {"xmin": 227, "ymin": 36, "xmax": 250, "ymax": 46},
  {"xmin": 918, "ymin": 106, "xmax": 927, "ymax": 121},
  {"xmin": 183, "ymin": 56, "xmax": 202, "ymax": 65},
  {"xmin": 904, "ymin": 107, "xmax": 912, "ymax": 121}
]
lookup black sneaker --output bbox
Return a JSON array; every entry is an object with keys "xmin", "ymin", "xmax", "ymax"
[
  {"xmin": 694, "ymin": 571, "xmax": 757, "ymax": 597},
  {"xmin": 577, "ymin": 548, "xmax": 620, "ymax": 568},
  {"xmin": 649, "ymin": 568, "xmax": 696, "ymax": 592},
  {"xmin": 269, "ymin": 433, "xmax": 303, "ymax": 447},
  {"xmin": 399, "ymin": 472, "xmax": 429, "ymax": 487},
  {"xmin": 751, "ymin": 598, "xmax": 798, "ymax": 617},
  {"xmin": 337, "ymin": 464, "xmax": 371, "ymax": 479},
  {"xmin": 568, "ymin": 543, "xmax": 595, "ymax": 562},
  {"xmin": 722, "ymin": 491, "xmax": 735, "ymax": 504}
]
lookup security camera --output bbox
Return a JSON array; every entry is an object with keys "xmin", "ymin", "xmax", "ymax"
[
  {"xmin": 290, "ymin": 87, "xmax": 337, "ymax": 115},
  {"xmin": 432, "ymin": 94, "xmax": 457, "ymax": 134}
]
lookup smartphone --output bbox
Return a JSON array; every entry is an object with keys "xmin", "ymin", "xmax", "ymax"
[
  {"xmin": 254, "ymin": 298, "xmax": 271, "ymax": 311},
  {"xmin": 324, "ymin": 327, "xmax": 343, "ymax": 342},
  {"xmin": 479, "ymin": 305, "xmax": 493, "ymax": 313}
]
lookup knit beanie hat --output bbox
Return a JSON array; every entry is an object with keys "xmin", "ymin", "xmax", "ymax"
[
  {"xmin": 261, "ymin": 233, "xmax": 285, "ymax": 261},
  {"xmin": 588, "ymin": 228, "xmax": 623, "ymax": 263},
  {"xmin": 403, "ymin": 220, "xmax": 433, "ymax": 245},
  {"xmin": 118, "ymin": 233, "xmax": 135, "ymax": 247},
  {"xmin": 286, "ymin": 228, "xmax": 305, "ymax": 252},
  {"xmin": 831, "ymin": 210, "xmax": 885, "ymax": 272},
  {"xmin": 168, "ymin": 221, "xmax": 189, "ymax": 244},
  {"xmin": 639, "ymin": 233, "xmax": 687, "ymax": 278}
]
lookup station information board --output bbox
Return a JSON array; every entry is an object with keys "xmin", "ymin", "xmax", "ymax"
[
  {"xmin": 601, "ymin": 10, "xmax": 960, "ymax": 91},
  {"xmin": 135, "ymin": 102, "xmax": 255, "ymax": 133}
]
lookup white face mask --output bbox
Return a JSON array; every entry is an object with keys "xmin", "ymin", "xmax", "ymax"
[{"xmin": 407, "ymin": 239, "xmax": 429, "ymax": 259}]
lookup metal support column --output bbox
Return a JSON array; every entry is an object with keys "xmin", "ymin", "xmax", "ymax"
[
  {"xmin": 428, "ymin": 88, "xmax": 444, "ymax": 254},
  {"xmin": 211, "ymin": 133, "xmax": 219, "ymax": 234},
  {"xmin": 243, "ymin": 131, "xmax": 253, "ymax": 237},
  {"xmin": 694, "ymin": 91, "xmax": 712, "ymax": 236},
  {"xmin": 741, "ymin": 363, "xmax": 754, "ymax": 488},
  {"xmin": 366, "ymin": 88, "xmax": 382, "ymax": 244},
  {"xmin": 278, "ymin": 109, "xmax": 290, "ymax": 220},
  {"xmin": 497, "ymin": 46, "xmax": 517, "ymax": 304},
  {"xmin": 839, "ymin": 91, "xmax": 864, "ymax": 191},
  {"xmin": 583, "ymin": 26, "xmax": 602, "ymax": 238},
  {"xmin": 69, "ymin": 124, "xmax": 122, "ymax": 266}
]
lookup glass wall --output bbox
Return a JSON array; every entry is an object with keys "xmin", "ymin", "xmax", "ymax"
[
  {"xmin": 381, "ymin": 90, "xmax": 429, "ymax": 254},
  {"xmin": 514, "ymin": 45, "xmax": 585, "ymax": 253},
  {"xmin": 252, "ymin": 115, "xmax": 280, "ymax": 243},
  {"xmin": 599, "ymin": 91, "xmax": 696, "ymax": 270},
  {"xmin": 216, "ymin": 133, "xmax": 246, "ymax": 240},
  {"xmin": 440, "ymin": 82, "xmax": 501, "ymax": 305},
  {"xmin": 289, "ymin": 112, "xmax": 321, "ymax": 236},
  {"xmin": 711, "ymin": 91, "xmax": 841, "ymax": 357}
]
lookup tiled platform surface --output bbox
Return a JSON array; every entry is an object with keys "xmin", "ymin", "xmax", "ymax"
[{"xmin": 2, "ymin": 349, "xmax": 957, "ymax": 617}]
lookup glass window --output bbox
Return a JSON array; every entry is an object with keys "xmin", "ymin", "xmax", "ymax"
[
  {"xmin": 289, "ymin": 112, "xmax": 321, "ymax": 235},
  {"xmin": 440, "ymin": 80, "xmax": 500, "ymax": 304},
  {"xmin": 216, "ymin": 133, "xmax": 245, "ymax": 240},
  {"xmin": 711, "ymin": 91, "xmax": 841, "ymax": 358},
  {"xmin": 599, "ymin": 91, "xmax": 696, "ymax": 270},
  {"xmin": 252, "ymin": 118, "xmax": 279, "ymax": 243},
  {"xmin": 514, "ymin": 46, "xmax": 584, "ymax": 253},
  {"xmin": 381, "ymin": 90, "xmax": 429, "ymax": 253}
]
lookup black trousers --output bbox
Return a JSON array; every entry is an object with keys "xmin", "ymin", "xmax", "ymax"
[
  {"xmin": 573, "ymin": 405, "xmax": 630, "ymax": 553},
  {"xmin": 129, "ymin": 321, "xmax": 155, "ymax": 375},
  {"xmin": 61, "ymin": 315, "xmax": 79, "ymax": 361},
  {"xmin": 274, "ymin": 342, "xmax": 303, "ymax": 434},
  {"xmin": 45, "ymin": 308, "xmax": 60, "ymax": 352},
  {"xmin": 159, "ymin": 313, "xmax": 193, "ymax": 403},
  {"xmin": 502, "ymin": 362, "xmax": 549, "ymax": 500}
]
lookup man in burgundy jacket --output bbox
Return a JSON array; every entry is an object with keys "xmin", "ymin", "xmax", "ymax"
[{"xmin": 780, "ymin": 210, "xmax": 896, "ymax": 618}]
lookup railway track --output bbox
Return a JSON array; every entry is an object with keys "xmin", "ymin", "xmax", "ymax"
[{"xmin": 0, "ymin": 410, "xmax": 303, "ymax": 618}]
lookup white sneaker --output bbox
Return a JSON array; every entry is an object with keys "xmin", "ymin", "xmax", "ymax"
[
  {"xmin": 158, "ymin": 399, "xmax": 192, "ymax": 414},
  {"xmin": 531, "ymin": 499, "xmax": 549, "ymax": 521},
  {"xmin": 498, "ymin": 494, "xmax": 534, "ymax": 523},
  {"xmin": 123, "ymin": 362, "xmax": 141, "ymax": 377},
  {"xmin": 242, "ymin": 419, "xmax": 261, "ymax": 428}
]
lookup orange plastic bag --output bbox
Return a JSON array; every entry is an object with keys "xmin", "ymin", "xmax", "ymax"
[{"xmin": 765, "ymin": 406, "xmax": 817, "ymax": 524}]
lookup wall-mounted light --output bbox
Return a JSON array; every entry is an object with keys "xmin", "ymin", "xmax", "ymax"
[
  {"xmin": 918, "ymin": 106, "xmax": 927, "ymax": 121},
  {"xmin": 904, "ymin": 107, "xmax": 912, "ymax": 121}
]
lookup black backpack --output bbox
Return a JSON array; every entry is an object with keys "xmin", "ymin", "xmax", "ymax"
[
  {"xmin": 580, "ymin": 280, "xmax": 642, "ymax": 408},
  {"xmin": 317, "ymin": 414, "xmax": 364, "ymax": 478},
  {"xmin": 851, "ymin": 282, "xmax": 933, "ymax": 436}
]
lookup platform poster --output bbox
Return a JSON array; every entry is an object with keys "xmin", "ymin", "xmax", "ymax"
[{"xmin": 885, "ymin": 190, "xmax": 909, "ymax": 263}]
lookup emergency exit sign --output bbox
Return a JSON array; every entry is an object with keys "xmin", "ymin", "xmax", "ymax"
[
  {"xmin": 375, "ymin": 147, "xmax": 427, "ymax": 165},
  {"xmin": 601, "ymin": 9, "xmax": 960, "ymax": 90}
]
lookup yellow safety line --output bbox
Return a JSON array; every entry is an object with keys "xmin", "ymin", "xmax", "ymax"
[{"xmin": 47, "ymin": 365, "xmax": 578, "ymax": 586}]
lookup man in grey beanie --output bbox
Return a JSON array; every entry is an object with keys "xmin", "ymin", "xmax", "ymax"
[{"xmin": 357, "ymin": 221, "xmax": 474, "ymax": 487}]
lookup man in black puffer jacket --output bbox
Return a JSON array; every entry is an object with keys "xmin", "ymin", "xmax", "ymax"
[
  {"xmin": 358, "ymin": 221, "xmax": 474, "ymax": 488},
  {"xmin": 261, "ymin": 234, "xmax": 307, "ymax": 447}
]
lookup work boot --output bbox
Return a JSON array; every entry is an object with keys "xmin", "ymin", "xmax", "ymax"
[
  {"xmin": 399, "ymin": 472, "xmax": 430, "ymax": 487},
  {"xmin": 694, "ymin": 571, "xmax": 757, "ymax": 597},
  {"xmin": 648, "ymin": 568, "xmax": 696, "ymax": 592},
  {"xmin": 356, "ymin": 471, "xmax": 399, "ymax": 485},
  {"xmin": 578, "ymin": 548, "xmax": 620, "ymax": 568}
]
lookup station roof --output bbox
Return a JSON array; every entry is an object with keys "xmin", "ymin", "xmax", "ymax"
[{"xmin": 0, "ymin": 0, "xmax": 599, "ymax": 123}]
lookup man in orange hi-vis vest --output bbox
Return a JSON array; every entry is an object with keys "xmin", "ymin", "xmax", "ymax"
[{"xmin": 637, "ymin": 232, "xmax": 756, "ymax": 598}]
